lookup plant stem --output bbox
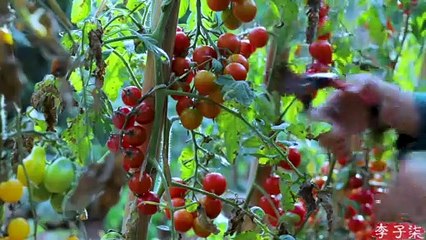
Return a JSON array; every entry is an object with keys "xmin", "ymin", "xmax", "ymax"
[
  {"xmin": 324, "ymin": 153, "xmax": 336, "ymax": 187},
  {"xmin": 393, "ymin": 13, "xmax": 411, "ymax": 70}
]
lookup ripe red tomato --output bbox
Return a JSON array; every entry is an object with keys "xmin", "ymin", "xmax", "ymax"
[
  {"xmin": 196, "ymin": 99, "xmax": 221, "ymax": 119},
  {"xmin": 345, "ymin": 205, "xmax": 357, "ymax": 219},
  {"xmin": 313, "ymin": 176, "xmax": 326, "ymax": 190},
  {"xmin": 279, "ymin": 147, "xmax": 302, "ymax": 170},
  {"xmin": 137, "ymin": 191, "xmax": 160, "ymax": 215},
  {"xmin": 263, "ymin": 175, "xmax": 280, "ymax": 195},
  {"xmin": 258, "ymin": 195, "xmax": 280, "ymax": 216},
  {"xmin": 248, "ymin": 27, "xmax": 269, "ymax": 48},
  {"xmin": 112, "ymin": 107, "xmax": 136, "ymax": 130},
  {"xmin": 201, "ymin": 196, "xmax": 222, "ymax": 219},
  {"xmin": 232, "ymin": 0, "xmax": 257, "ymax": 23},
  {"xmin": 107, "ymin": 134, "xmax": 123, "ymax": 153},
  {"xmin": 164, "ymin": 198, "xmax": 186, "ymax": 219},
  {"xmin": 121, "ymin": 86, "xmax": 142, "ymax": 107},
  {"xmin": 348, "ymin": 174, "xmax": 363, "ymax": 189},
  {"xmin": 218, "ymin": 33, "xmax": 240, "ymax": 55},
  {"xmin": 184, "ymin": 71, "xmax": 195, "ymax": 84},
  {"xmin": 203, "ymin": 172, "xmax": 227, "ymax": 195},
  {"xmin": 123, "ymin": 125, "xmax": 147, "ymax": 147},
  {"xmin": 350, "ymin": 189, "xmax": 374, "ymax": 205},
  {"xmin": 228, "ymin": 54, "xmax": 249, "ymax": 71},
  {"xmin": 129, "ymin": 172, "xmax": 153, "ymax": 196},
  {"xmin": 338, "ymin": 156, "xmax": 349, "ymax": 166},
  {"xmin": 319, "ymin": 3, "xmax": 329, "ymax": 19},
  {"xmin": 176, "ymin": 97, "xmax": 194, "ymax": 116},
  {"xmin": 208, "ymin": 89, "xmax": 224, "ymax": 104},
  {"xmin": 135, "ymin": 98, "xmax": 155, "ymax": 124},
  {"xmin": 361, "ymin": 203, "xmax": 373, "ymax": 216},
  {"xmin": 194, "ymin": 70, "xmax": 219, "ymax": 95},
  {"xmin": 370, "ymin": 160, "xmax": 387, "ymax": 172},
  {"xmin": 348, "ymin": 215, "xmax": 366, "ymax": 232},
  {"xmin": 207, "ymin": 0, "xmax": 230, "ymax": 11},
  {"xmin": 193, "ymin": 217, "xmax": 211, "ymax": 238},
  {"xmin": 122, "ymin": 147, "xmax": 144, "ymax": 169},
  {"xmin": 170, "ymin": 178, "xmax": 188, "ymax": 198},
  {"xmin": 193, "ymin": 46, "xmax": 217, "ymax": 69},
  {"xmin": 174, "ymin": 32, "xmax": 190, "ymax": 56},
  {"xmin": 170, "ymin": 81, "xmax": 190, "ymax": 101},
  {"xmin": 180, "ymin": 108, "xmax": 203, "ymax": 130},
  {"xmin": 290, "ymin": 202, "xmax": 306, "ymax": 226},
  {"xmin": 173, "ymin": 209, "xmax": 194, "ymax": 233},
  {"xmin": 309, "ymin": 40, "xmax": 332, "ymax": 64},
  {"xmin": 176, "ymin": 26, "xmax": 183, "ymax": 32},
  {"xmin": 172, "ymin": 57, "xmax": 191, "ymax": 76},
  {"xmin": 239, "ymin": 39, "xmax": 255, "ymax": 58},
  {"xmin": 224, "ymin": 62, "xmax": 247, "ymax": 81},
  {"xmin": 221, "ymin": 8, "xmax": 242, "ymax": 30}
]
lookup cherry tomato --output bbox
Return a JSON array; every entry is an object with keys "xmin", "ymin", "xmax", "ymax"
[
  {"xmin": 184, "ymin": 71, "xmax": 195, "ymax": 84},
  {"xmin": 107, "ymin": 134, "xmax": 121, "ymax": 153},
  {"xmin": 193, "ymin": 46, "xmax": 217, "ymax": 69},
  {"xmin": 348, "ymin": 174, "xmax": 363, "ymax": 189},
  {"xmin": 218, "ymin": 33, "xmax": 240, "ymax": 55},
  {"xmin": 228, "ymin": 54, "xmax": 249, "ymax": 71},
  {"xmin": 361, "ymin": 203, "xmax": 373, "ymax": 216},
  {"xmin": 170, "ymin": 81, "xmax": 191, "ymax": 101},
  {"xmin": 370, "ymin": 160, "xmax": 387, "ymax": 172},
  {"xmin": 67, "ymin": 235, "xmax": 79, "ymax": 240},
  {"xmin": 221, "ymin": 8, "xmax": 242, "ymax": 30},
  {"xmin": 170, "ymin": 177, "xmax": 188, "ymax": 198},
  {"xmin": 207, "ymin": 0, "xmax": 230, "ymax": 11},
  {"xmin": 196, "ymin": 99, "xmax": 221, "ymax": 119},
  {"xmin": 137, "ymin": 191, "xmax": 160, "ymax": 215},
  {"xmin": 123, "ymin": 125, "xmax": 147, "ymax": 147},
  {"xmin": 176, "ymin": 97, "xmax": 194, "ymax": 116},
  {"xmin": 194, "ymin": 70, "xmax": 219, "ymax": 95},
  {"xmin": 263, "ymin": 175, "xmax": 280, "ymax": 195},
  {"xmin": 290, "ymin": 202, "xmax": 306, "ymax": 226},
  {"xmin": 248, "ymin": 27, "xmax": 269, "ymax": 48},
  {"xmin": 135, "ymin": 97, "xmax": 155, "ymax": 124},
  {"xmin": 345, "ymin": 205, "xmax": 357, "ymax": 219},
  {"xmin": 173, "ymin": 209, "xmax": 194, "ymax": 233},
  {"xmin": 338, "ymin": 156, "xmax": 349, "ymax": 166},
  {"xmin": 44, "ymin": 157, "xmax": 75, "ymax": 194},
  {"xmin": 122, "ymin": 147, "xmax": 145, "ymax": 169},
  {"xmin": 350, "ymin": 189, "xmax": 374, "ymax": 205},
  {"xmin": 239, "ymin": 39, "xmax": 255, "ymax": 58},
  {"xmin": 17, "ymin": 146, "xmax": 46, "ymax": 186},
  {"xmin": 258, "ymin": 195, "xmax": 280, "ymax": 216},
  {"xmin": 313, "ymin": 176, "xmax": 326, "ymax": 190},
  {"xmin": 164, "ymin": 197, "xmax": 186, "ymax": 219},
  {"xmin": 279, "ymin": 147, "xmax": 302, "ymax": 170},
  {"xmin": 203, "ymin": 172, "xmax": 227, "ymax": 195},
  {"xmin": 176, "ymin": 26, "xmax": 183, "ymax": 32},
  {"xmin": 50, "ymin": 193, "xmax": 65, "ymax": 213},
  {"xmin": 174, "ymin": 32, "xmax": 190, "ymax": 56},
  {"xmin": 7, "ymin": 218, "xmax": 30, "ymax": 239},
  {"xmin": 121, "ymin": 86, "xmax": 142, "ymax": 107},
  {"xmin": 180, "ymin": 108, "xmax": 203, "ymax": 130},
  {"xmin": 208, "ymin": 89, "xmax": 224, "ymax": 104},
  {"xmin": 348, "ymin": 215, "xmax": 366, "ymax": 232},
  {"xmin": 112, "ymin": 106, "xmax": 136, "ymax": 130},
  {"xmin": 193, "ymin": 216, "xmax": 211, "ymax": 238},
  {"xmin": 309, "ymin": 40, "xmax": 332, "ymax": 64},
  {"xmin": 31, "ymin": 183, "xmax": 51, "ymax": 202},
  {"xmin": 0, "ymin": 179, "xmax": 24, "ymax": 203},
  {"xmin": 201, "ymin": 196, "xmax": 222, "ymax": 219},
  {"xmin": 224, "ymin": 62, "xmax": 247, "ymax": 81},
  {"xmin": 319, "ymin": 3, "xmax": 329, "ymax": 19},
  {"xmin": 232, "ymin": 0, "xmax": 257, "ymax": 23},
  {"xmin": 129, "ymin": 172, "xmax": 153, "ymax": 196},
  {"xmin": 172, "ymin": 57, "xmax": 191, "ymax": 76}
]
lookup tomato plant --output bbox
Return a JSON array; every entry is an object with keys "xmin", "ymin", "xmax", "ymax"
[{"xmin": 0, "ymin": 0, "xmax": 424, "ymax": 239}]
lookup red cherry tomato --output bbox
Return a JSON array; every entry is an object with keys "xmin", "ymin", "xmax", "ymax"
[
  {"xmin": 195, "ymin": 99, "xmax": 221, "ymax": 119},
  {"xmin": 170, "ymin": 81, "xmax": 191, "ymax": 101},
  {"xmin": 194, "ymin": 70, "xmax": 219, "ymax": 95},
  {"xmin": 263, "ymin": 175, "xmax": 280, "ymax": 195},
  {"xmin": 258, "ymin": 195, "xmax": 280, "ymax": 216},
  {"xmin": 137, "ymin": 191, "xmax": 160, "ymax": 215},
  {"xmin": 279, "ymin": 147, "xmax": 302, "ymax": 170},
  {"xmin": 248, "ymin": 27, "xmax": 269, "ymax": 48},
  {"xmin": 227, "ymin": 54, "xmax": 249, "ymax": 71},
  {"xmin": 135, "ymin": 98, "xmax": 155, "ymax": 125},
  {"xmin": 218, "ymin": 33, "xmax": 241, "ymax": 55},
  {"xmin": 201, "ymin": 196, "xmax": 222, "ymax": 219},
  {"xmin": 180, "ymin": 108, "xmax": 203, "ymax": 130},
  {"xmin": 128, "ymin": 172, "xmax": 153, "ymax": 196},
  {"xmin": 176, "ymin": 97, "xmax": 194, "ymax": 116},
  {"xmin": 202, "ymin": 172, "xmax": 227, "ymax": 195},
  {"xmin": 207, "ymin": 0, "xmax": 230, "ymax": 11},
  {"xmin": 122, "ymin": 125, "xmax": 147, "ymax": 147},
  {"xmin": 239, "ymin": 39, "xmax": 255, "ymax": 58},
  {"xmin": 221, "ymin": 8, "xmax": 242, "ymax": 30},
  {"xmin": 348, "ymin": 174, "xmax": 363, "ymax": 189},
  {"xmin": 232, "ymin": 0, "xmax": 257, "ymax": 23},
  {"xmin": 192, "ymin": 46, "xmax": 217, "ymax": 69},
  {"xmin": 121, "ymin": 86, "xmax": 142, "ymax": 107},
  {"xmin": 173, "ymin": 209, "xmax": 194, "ymax": 233},
  {"xmin": 290, "ymin": 202, "xmax": 306, "ymax": 226},
  {"xmin": 112, "ymin": 107, "xmax": 136, "ymax": 130},
  {"xmin": 122, "ymin": 147, "xmax": 145, "ymax": 169},
  {"xmin": 348, "ymin": 215, "xmax": 366, "ymax": 232},
  {"xmin": 170, "ymin": 178, "xmax": 188, "ymax": 198},
  {"xmin": 309, "ymin": 40, "xmax": 332, "ymax": 64},
  {"xmin": 345, "ymin": 205, "xmax": 357, "ymax": 219},
  {"xmin": 172, "ymin": 57, "xmax": 191, "ymax": 76},
  {"xmin": 224, "ymin": 62, "xmax": 247, "ymax": 81},
  {"xmin": 174, "ymin": 32, "xmax": 190, "ymax": 56},
  {"xmin": 164, "ymin": 198, "xmax": 186, "ymax": 219}
]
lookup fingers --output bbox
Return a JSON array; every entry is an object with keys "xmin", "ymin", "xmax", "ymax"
[{"xmin": 317, "ymin": 128, "xmax": 351, "ymax": 158}]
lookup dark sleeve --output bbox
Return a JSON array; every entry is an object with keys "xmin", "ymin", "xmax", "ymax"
[{"xmin": 396, "ymin": 93, "xmax": 426, "ymax": 153}]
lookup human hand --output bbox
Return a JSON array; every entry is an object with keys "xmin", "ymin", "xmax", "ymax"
[{"xmin": 310, "ymin": 73, "xmax": 420, "ymax": 158}]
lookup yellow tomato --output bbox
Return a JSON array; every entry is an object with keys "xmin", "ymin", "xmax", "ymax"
[
  {"xmin": 18, "ymin": 146, "xmax": 46, "ymax": 186},
  {"xmin": 67, "ymin": 235, "xmax": 79, "ymax": 240},
  {"xmin": 7, "ymin": 218, "xmax": 30, "ymax": 239},
  {"xmin": 1, "ymin": 180, "xmax": 24, "ymax": 203}
]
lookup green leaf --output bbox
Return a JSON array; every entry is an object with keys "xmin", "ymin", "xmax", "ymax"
[
  {"xmin": 62, "ymin": 114, "xmax": 93, "ymax": 164},
  {"xmin": 178, "ymin": 146, "xmax": 195, "ymax": 180},
  {"xmin": 279, "ymin": 176, "xmax": 294, "ymax": 211},
  {"xmin": 216, "ymin": 75, "xmax": 255, "ymax": 107},
  {"xmin": 71, "ymin": 0, "xmax": 92, "ymax": 24},
  {"xmin": 310, "ymin": 122, "xmax": 332, "ymax": 138},
  {"xmin": 286, "ymin": 123, "xmax": 307, "ymax": 139},
  {"xmin": 234, "ymin": 231, "xmax": 261, "ymax": 240},
  {"xmin": 179, "ymin": 0, "xmax": 190, "ymax": 19},
  {"xmin": 69, "ymin": 71, "xmax": 83, "ymax": 92},
  {"xmin": 103, "ymin": 48, "xmax": 129, "ymax": 100},
  {"xmin": 216, "ymin": 108, "xmax": 248, "ymax": 163}
]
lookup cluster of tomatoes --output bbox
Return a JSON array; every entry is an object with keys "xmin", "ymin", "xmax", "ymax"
[
  {"xmin": 170, "ymin": 1, "xmax": 267, "ymax": 130},
  {"xmin": 305, "ymin": 1, "xmax": 333, "ymax": 75},
  {"xmin": 160, "ymin": 172, "xmax": 227, "ymax": 237},
  {"xmin": 106, "ymin": 86, "xmax": 161, "ymax": 215},
  {"xmin": 0, "ymin": 145, "xmax": 76, "ymax": 239}
]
